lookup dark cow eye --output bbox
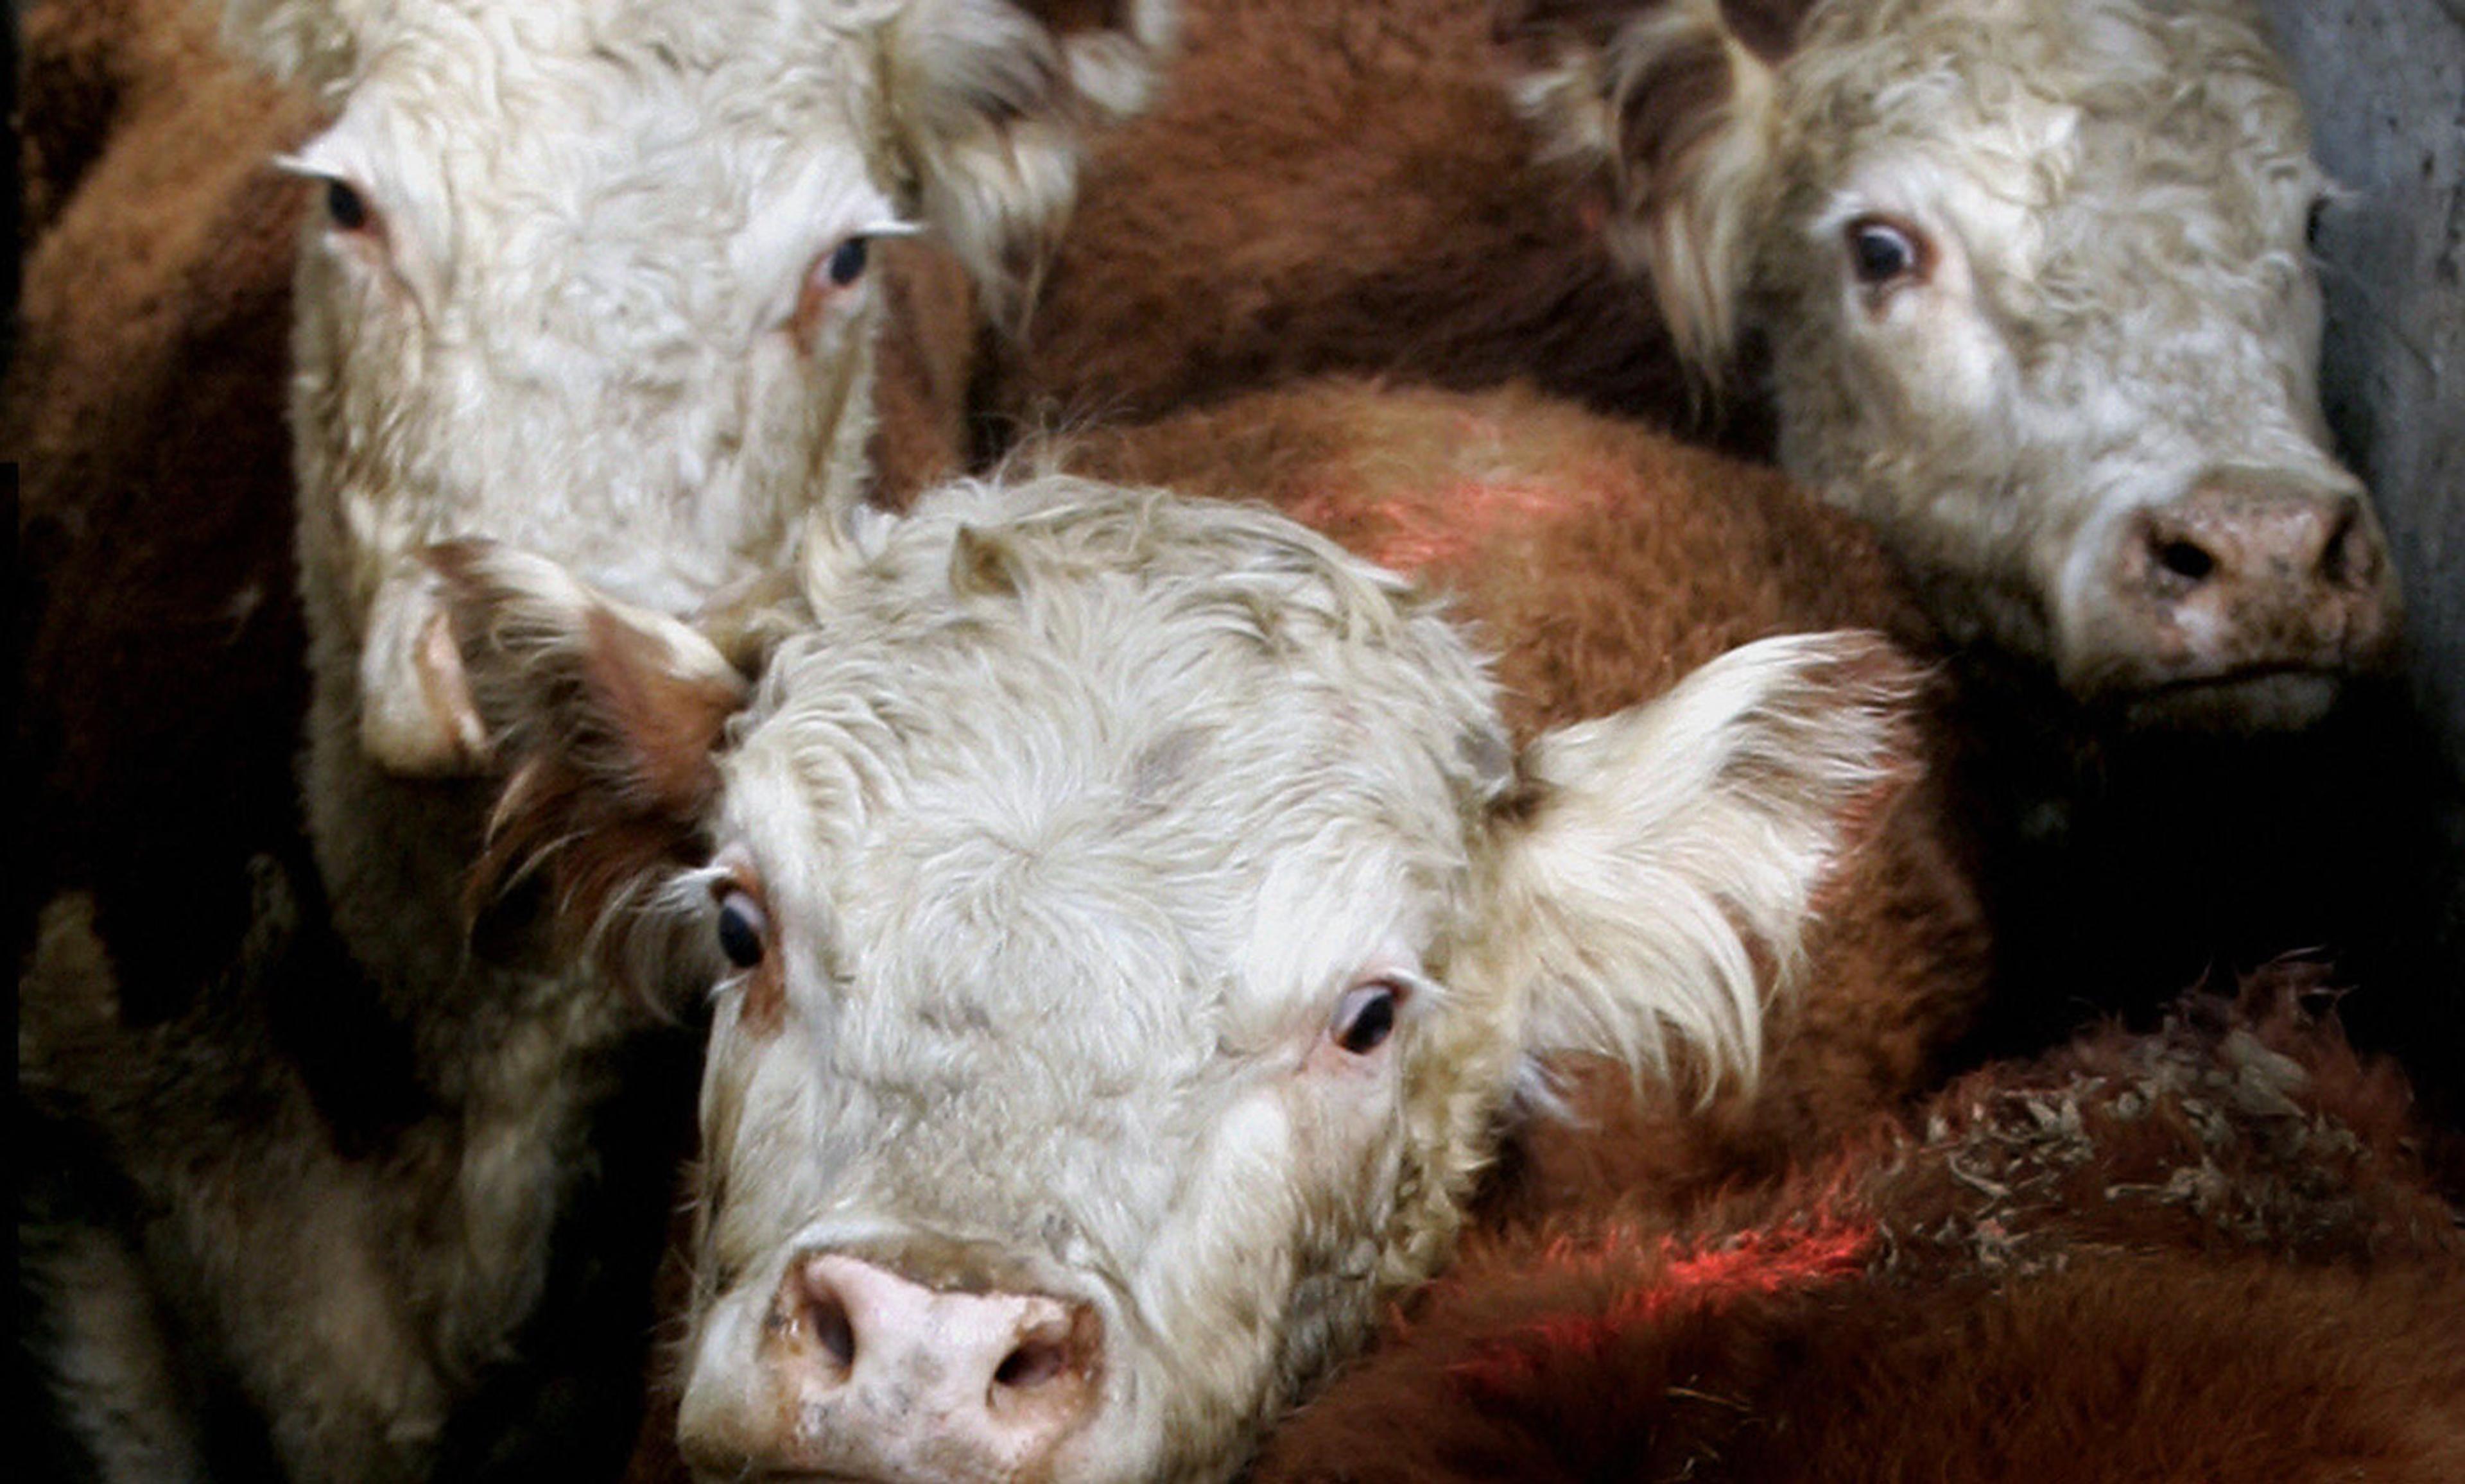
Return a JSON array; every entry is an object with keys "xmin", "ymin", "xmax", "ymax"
[
  {"xmin": 2304, "ymin": 194, "xmax": 2330, "ymax": 250},
  {"xmin": 826, "ymin": 236, "xmax": 869, "ymax": 287},
  {"xmin": 1846, "ymin": 216, "xmax": 1924, "ymax": 287},
  {"xmin": 716, "ymin": 890, "xmax": 768, "ymax": 970},
  {"xmin": 1331, "ymin": 981, "xmax": 1402, "ymax": 1056},
  {"xmin": 325, "ymin": 179, "xmax": 372, "ymax": 232}
]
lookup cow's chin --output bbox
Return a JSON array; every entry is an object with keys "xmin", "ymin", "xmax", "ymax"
[{"xmin": 2116, "ymin": 667, "xmax": 2346, "ymax": 734}]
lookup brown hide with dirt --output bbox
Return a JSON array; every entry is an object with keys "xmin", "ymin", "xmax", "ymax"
[
  {"xmin": 1252, "ymin": 978, "xmax": 2465, "ymax": 1483},
  {"xmin": 985, "ymin": 0, "xmax": 1720, "ymax": 441},
  {"xmin": 4, "ymin": 0, "xmax": 980, "ymax": 1002},
  {"xmin": 1053, "ymin": 379, "xmax": 1992, "ymax": 1215}
]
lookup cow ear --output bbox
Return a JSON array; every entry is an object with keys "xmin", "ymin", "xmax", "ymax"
[
  {"xmin": 1475, "ymin": 631, "xmax": 1919, "ymax": 1094},
  {"xmin": 423, "ymin": 540, "xmax": 749, "ymax": 944},
  {"xmin": 1503, "ymin": 0, "xmax": 1790, "ymax": 371},
  {"xmin": 881, "ymin": 0, "xmax": 1177, "ymax": 321},
  {"xmin": 221, "ymin": 0, "xmax": 378, "ymax": 98}
]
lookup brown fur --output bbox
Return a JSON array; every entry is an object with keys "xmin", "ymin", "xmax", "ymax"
[
  {"xmin": 984, "ymin": 0, "xmax": 1735, "ymax": 444},
  {"xmin": 1252, "ymin": 979, "xmax": 2465, "ymax": 1482},
  {"xmin": 1053, "ymin": 379, "xmax": 1993, "ymax": 1214},
  {"xmin": 426, "ymin": 542, "xmax": 748, "ymax": 986}
]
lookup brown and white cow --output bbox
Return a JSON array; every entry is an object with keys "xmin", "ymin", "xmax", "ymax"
[
  {"xmin": 982, "ymin": 0, "xmax": 2444, "ymax": 1069},
  {"xmin": 1511, "ymin": 0, "xmax": 2403, "ymax": 727},
  {"xmin": 15, "ymin": 1, "xmax": 1170, "ymax": 1478},
  {"xmin": 4, "ymin": 0, "xmax": 1077, "ymax": 989},
  {"xmin": 437, "ymin": 477, "xmax": 1932, "ymax": 1484},
  {"xmin": 999, "ymin": 0, "xmax": 2402, "ymax": 729},
  {"xmin": 1250, "ymin": 976, "xmax": 2465, "ymax": 1482}
]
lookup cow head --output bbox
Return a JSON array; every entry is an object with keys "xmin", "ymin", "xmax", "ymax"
[
  {"xmin": 222, "ymin": 0, "xmax": 1172, "ymax": 768},
  {"xmin": 1512, "ymin": 0, "xmax": 2400, "ymax": 728},
  {"xmin": 437, "ymin": 481, "xmax": 1917, "ymax": 1483}
]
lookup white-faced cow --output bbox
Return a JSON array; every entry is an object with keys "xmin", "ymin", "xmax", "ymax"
[
  {"xmin": 16, "ymin": 1, "xmax": 1171, "ymax": 1480},
  {"xmin": 1507, "ymin": 0, "xmax": 2440, "ymax": 1057},
  {"xmin": 435, "ymin": 479, "xmax": 1925, "ymax": 1484},
  {"xmin": 1511, "ymin": 0, "xmax": 2402, "ymax": 727},
  {"xmin": 999, "ymin": 0, "xmax": 2401, "ymax": 729}
]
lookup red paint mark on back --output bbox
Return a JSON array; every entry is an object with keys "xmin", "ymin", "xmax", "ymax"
[
  {"xmin": 1292, "ymin": 474, "xmax": 1616, "ymax": 577},
  {"xmin": 1446, "ymin": 1216, "xmax": 1876, "ymax": 1395}
]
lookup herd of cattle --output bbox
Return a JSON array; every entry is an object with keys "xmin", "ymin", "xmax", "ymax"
[{"xmin": 10, "ymin": 0, "xmax": 2461, "ymax": 1481}]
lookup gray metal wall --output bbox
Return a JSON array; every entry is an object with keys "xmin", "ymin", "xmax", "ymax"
[{"xmin": 2263, "ymin": 0, "xmax": 2465, "ymax": 949}]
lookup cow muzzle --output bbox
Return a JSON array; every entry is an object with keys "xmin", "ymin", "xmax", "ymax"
[
  {"xmin": 2072, "ymin": 470, "xmax": 2400, "ymax": 726},
  {"xmin": 679, "ymin": 1250, "xmax": 1105, "ymax": 1483}
]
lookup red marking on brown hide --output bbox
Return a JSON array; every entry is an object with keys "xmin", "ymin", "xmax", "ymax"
[
  {"xmin": 1256, "ymin": 985, "xmax": 2465, "ymax": 1484},
  {"xmin": 1445, "ymin": 1217, "xmax": 1874, "ymax": 1398}
]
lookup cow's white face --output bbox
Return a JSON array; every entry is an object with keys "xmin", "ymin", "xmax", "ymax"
[
  {"xmin": 1758, "ymin": 0, "xmax": 2392, "ymax": 724},
  {"xmin": 435, "ymin": 481, "xmax": 1917, "ymax": 1484},
  {"xmin": 279, "ymin": 2, "xmax": 899, "ymax": 616},
  {"xmin": 227, "ymin": 0, "xmax": 1168, "ymax": 766},
  {"xmin": 1519, "ymin": 0, "xmax": 2399, "ymax": 727},
  {"xmin": 680, "ymin": 490, "xmax": 1512, "ymax": 1482}
]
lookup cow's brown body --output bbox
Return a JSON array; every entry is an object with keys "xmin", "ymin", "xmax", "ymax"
[
  {"xmin": 1253, "ymin": 977, "xmax": 2465, "ymax": 1483},
  {"xmin": 984, "ymin": 0, "xmax": 1725, "ymax": 443}
]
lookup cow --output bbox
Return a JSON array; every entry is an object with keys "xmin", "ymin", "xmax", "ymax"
[
  {"xmin": 1001, "ymin": 0, "xmax": 2402, "ymax": 729},
  {"xmin": 14, "ymin": 1, "xmax": 1172, "ymax": 1478},
  {"xmin": 425, "ymin": 474, "xmax": 1941, "ymax": 1484},
  {"xmin": 1250, "ymin": 975, "xmax": 2465, "ymax": 1482},
  {"xmin": 4, "ymin": 0, "xmax": 1143, "ymax": 996},
  {"xmin": 985, "ymin": 0, "xmax": 2449, "ymax": 1071},
  {"xmin": 1507, "ymin": 0, "xmax": 2401, "ymax": 725}
]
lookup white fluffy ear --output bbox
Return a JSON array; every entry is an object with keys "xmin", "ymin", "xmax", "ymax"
[
  {"xmin": 1504, "ymin": 0, "xmax": 1788, "ymax": 370},
  {"xmin": 423, "ymin": 540, "xmax": 748, "ymax": 936},
  {"xmin": 219, "ymin": 0, "xmax": 379, "ymax": 97},
  {"xmin": 1477, "ymin": 631, "xmax": 1919, "ymax": 1094},
  {"xmin": 880, "ymin": 0, "xmax": 1177, "ymax": 320}
]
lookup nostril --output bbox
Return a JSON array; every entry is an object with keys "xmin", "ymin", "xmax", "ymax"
[
  {"xmin": 2317, "ymin": 505, "xmax": 2368, "ymax": 589},
  {"xmin": 993, "ymin": 1331, "xmax": 1071, "ymax": 1392},
  {"xmin": 811, "ymin": 1291, "xmax": 855, "ymax": 1370},
  {"xmin": 2156, "ymin": 537, "xmax": 2216, "ymax": 584},
  {"xmin": 795, "ymin": 1274, "xmax": 856, "ymax": 1371}
]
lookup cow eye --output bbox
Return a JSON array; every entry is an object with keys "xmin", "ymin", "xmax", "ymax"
[
  {"xmin": 716, "ymin": 890, "xmax": 768, "ymax": 971},
  {"xmin": 2304, "ymin": 194, "xmax": 2330, "ymax": 250},
  {"xmin": 324, "ymin": 178, "xmax": 373, "ymax": 233},
  {"xmin": 825, "ymin": 236, "xmax": 869, "ymax": 287},
  {"xmin": 1845, "ymin": 216, "xmax": 1925, "ymax": 287},
  {"xmin": 1330, "ymin": 981, "xmax": 1403, "ymax": 1056}
]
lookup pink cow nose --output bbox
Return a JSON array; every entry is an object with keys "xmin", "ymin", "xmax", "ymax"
[
  {"xmin": 691, "ymin": 1252, "xmax": 1103, "ymax": 1482},
  {"xmin": 2109, "ymin": 471, "xmax": 2398, "ymax": 687}
]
